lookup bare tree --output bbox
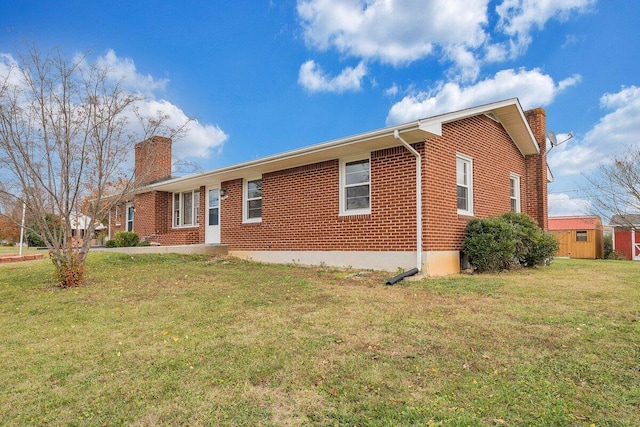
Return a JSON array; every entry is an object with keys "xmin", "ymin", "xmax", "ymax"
[
  {"xmin": 0, "ymin": 46, "xmax": 188, "ymax": 286},
  {"xmin": 586, "ymin": 145, "xmax": 640, "ymax": 227}
]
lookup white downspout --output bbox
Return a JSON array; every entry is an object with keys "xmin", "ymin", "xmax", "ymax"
[{"xmin": 394, "ymin": 130, "xmax": 422, "ymax": 272}]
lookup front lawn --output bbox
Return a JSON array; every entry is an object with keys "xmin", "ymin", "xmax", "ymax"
[{"xmin": 1, "ymin": 254, "xmax": 638, "ymax": 426}]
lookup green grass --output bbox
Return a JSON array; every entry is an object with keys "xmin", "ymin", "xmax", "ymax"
[
  {"xmin": 1, "ymin": 254, "xmax": 638, "ymax": 426},
  {"xmin": 0, "ymin": 245, "xmax": 40, "ymax": 255}
]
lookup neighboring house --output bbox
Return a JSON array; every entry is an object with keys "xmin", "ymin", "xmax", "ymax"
[
  {"xmin": 69, "ymin": 213, "xmax": 106, "ymax": 246},
  {"xmin": 109, "ymin": 98, "xmax": 549, "ymax": 276},
  {"xmin": 548, "ymin": 216, "xmax": 604, "ymax": 259},
  {"xmin": 610, "ymin": 214, "xmax": 640, "ymax": 261}
]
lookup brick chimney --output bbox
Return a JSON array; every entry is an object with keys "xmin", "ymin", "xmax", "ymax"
[
  {"xmin": 524, "ymin": 108, "xmax": 548, "ymax": 230},
  {"xmin": 134, "ymin": 136, "xmax": 172, "ymax": 186}
]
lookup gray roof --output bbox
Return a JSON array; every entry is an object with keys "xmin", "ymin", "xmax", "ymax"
[{"xmin": 610, "ymin": 214, "xmax": 640, "ymax": 227}]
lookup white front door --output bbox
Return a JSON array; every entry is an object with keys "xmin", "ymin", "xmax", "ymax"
[{"xmin": 205, "ymin": 187, "xmax": 221, "ymax": 244}]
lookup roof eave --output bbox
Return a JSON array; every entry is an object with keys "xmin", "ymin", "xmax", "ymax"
[
  {"xmin": 144, "ymin": 98, "xmax": 539, "ymax": 193},
  {"xmin": 145, "ymin": 119, "xmax": 438, "ymax": 193},
  {"xmin": 417, "ymin": 98, "xmax": 540, "ymax": 156}
]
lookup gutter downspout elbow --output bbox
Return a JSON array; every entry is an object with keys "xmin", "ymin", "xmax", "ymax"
[{"xmin": 393, "ymin": 129, "xmax": 422, "ymax": 272}]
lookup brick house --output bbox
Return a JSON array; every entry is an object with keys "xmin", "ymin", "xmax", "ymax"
[
  {"xmin": 610, "ymin": 214, "xmax": 640, "ymax": 261},
  {"xmin": 109, "ymin": 98, "xmax": 549, "ymax": 275}
]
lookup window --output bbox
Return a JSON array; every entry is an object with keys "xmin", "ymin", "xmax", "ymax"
[
  {"xmin": 456, "ymin": 154, "xmax": 473, "ymax": 216},
  {"xmin": 341, "ymin": 158, "xmax": 371, "ymax": 215},
  {"xmin": 115, "ymin": 205, "xmax": 121, "ymax": 226},
  {"xmin": 244, "ymin": 178, "xmax": 262, "ymax": 222},
  {"xmin": 173, "ymin": 189, "xmax": 200, "ymax": 227},
  {"xmin": 510, "ymin": 173, "xmax": 521, "ymax": 213},
  {"xmin": 126, "ymin": 203, "xmax": 134, "ymax": 232},
  {"xmin": 208, "ymin": 189, "xmax": 219, "ymax": 226},
  {"xmin": 576, "ymin": 230, "xmax": 588, "ymax": 242}
]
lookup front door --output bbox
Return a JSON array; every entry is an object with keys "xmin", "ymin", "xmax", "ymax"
[
  {"xmin": 205, "ymin": 187, "xmax": 221, "ymax": 244},
  {"xmin": 633, "ymin": 229, "xmax": 640, "ymax": 261}
]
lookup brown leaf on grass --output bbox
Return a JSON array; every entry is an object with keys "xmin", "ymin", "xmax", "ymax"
[{"xmin": 493, "ymin": 419, "xmax": 508, "ymax": 426}]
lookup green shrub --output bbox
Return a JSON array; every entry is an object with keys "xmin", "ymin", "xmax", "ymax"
[
  {"xmin": 604, "ymin": 235, "xmax": 625, "ymax": 260},
  {"xmin": 463, "ymin": 217, "xmax": 517, "ymax": 273},
  {"xmin": 107, "ymin": 231, "xmax": 140, "ymax": 247},
  {"xmin": 500, "ymin": 212, "xmax": 558, "ymax": 266},
  {"xmin": 463, "ymin": 213, "xmax": 558, "ymax": 273},
  {"xmin": 525, "ymin": 230, "xmax": 559, "ymax": 266},
  {"xmin": 117, "ymin": 231, "xmax": 139, "ymax": 247}
]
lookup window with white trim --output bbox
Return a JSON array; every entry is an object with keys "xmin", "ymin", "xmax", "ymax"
[
  {"xmin": 510, "ymin": 173, "xmax": 521, "ymax": 213},
  {"xmin": 172, "ymin": 189, "xmax": 200, "ymax": 227},
  {"xmin": 340, "ymin": 157, "xmax": 371, "ymax": 215},
  {"xmin": 456, "ymin": 154, "xmax": 473, "ymax": 216},
  {"xmin": 243, "ymin": 178, "xmax": 262, "ymax": 222},
  {"xmin": 126, "ymin": 203, "xmax": 134, "ymax": 232}
]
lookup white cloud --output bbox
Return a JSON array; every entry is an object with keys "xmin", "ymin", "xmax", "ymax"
[
  {"xmin": 548, "ymin": 193, "xmax": 592, "ymax": 216},
  {"xmin": 384, "ymin": 83, "xmax": 399, "ymax": 97},
  {"xmin": 548, "ymin": 86, "xmax": 640, "ymax": 177},
  {"xmin": 94, "ymin": 49, "xmax": 169, "ymax": 96},
  {"xmin": 495, "ymin": 0, "xmax": 596, "ymax": 58},
  {"xmin": 298, "ymin": 60, "xmax": 367, "ymax": 93},
  {"xmin": 94, "ymin": 50, "xmax": 227, "ymax": 161},
  {"xmin": 386, "ymin": 68, "xmax": 581, "ymax": 124},
  {"xmin": 297, "ymin": 0, "xmax": 489, "ymax": 77},
  {"xmin": 547, "ymin": 142, "xmax": 598, "ymax": 176},
  {"xmin": 0, "ymin": 54, "xmax": 24, "ymax": 88},
  {"xmin": 296, "ymin": 0, "xmax": 593, "ymax": 82},
  {"xmin": 128, "ymin": 99, "xmax": 227, "ymax": 160}
]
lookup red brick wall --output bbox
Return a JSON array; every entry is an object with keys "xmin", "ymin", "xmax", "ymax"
[
  {"xmin": 132, "ymin": 192, "xmax": 158, "ymax": 239},
  {"xmin": 109, "ymin": 203, "xmax": 126, "ymax": 238},
  {"xmin": 220, "ymin": 152, "xmax": 417, "ymax": 251},
  {"xmin": 109, "ymin": 186, "xmax": 205, "ymax": 245},
  {"xmin": 524, "ymin": 108, "xmax": 548, "ymax": 230},
  {"xmin": 151, "ymin": 186, "xmax": 205, "ymax": 245},
  {"xmin": 135, "ymin": 136, "xmax": 172, "ymax": 186},
  {"xmin": 422, "ymin": 115, "xmax": 528, "ymax": 251}
]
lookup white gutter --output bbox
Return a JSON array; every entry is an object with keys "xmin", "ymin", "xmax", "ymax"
[{"xmin": 394, "ymin": 129, "xmax": 422, "ymax": 272}]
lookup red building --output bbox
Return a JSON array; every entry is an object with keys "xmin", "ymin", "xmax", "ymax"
[
  {"xmin": 610, "ymin": 214, "xmax": 640, "ymax": 261},
  {"xmin": 110, "ymin": 98, "xmax": 549, "ymax": 275}
]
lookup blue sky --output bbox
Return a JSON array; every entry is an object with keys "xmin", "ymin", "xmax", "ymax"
[{"xmin": 1, "ymin": 0, "xmax": 639, "ymax": 218}]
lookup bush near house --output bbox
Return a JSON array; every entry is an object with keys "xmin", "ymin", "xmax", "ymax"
[
  {"xmin": 464, "ymin": 213, "xmax": 558, "ymax": 273},
  {"xmin": 105, "ymin": 231, "xmax": 140, "ymax": 248}
]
